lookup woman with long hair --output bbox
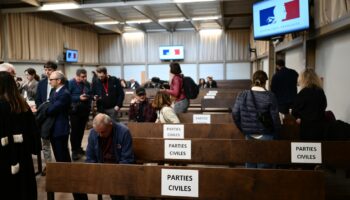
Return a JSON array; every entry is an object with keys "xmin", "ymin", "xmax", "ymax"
[
  {"xmin": 160, "ymin": 62, "xmax": 189, "ymax": 113},
  {"xmin": 292, "ymin": 68, "xmax": 327, "ymax": 140},
  {"xmin": 152, "ymin": 92, "xmax": 180, "ymax": 123},
  {"xmin": 0, "ymin": 71, "xmax": 39, "ymax": 200}
]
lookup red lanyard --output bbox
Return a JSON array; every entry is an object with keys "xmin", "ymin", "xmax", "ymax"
[{"xmin": 103, "ymin": 81, "xmax": 109, "ymax": 95}]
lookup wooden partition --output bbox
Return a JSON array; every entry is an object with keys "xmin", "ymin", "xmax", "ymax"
[
  {"xmin": 127, "ymin": 123, "xmax": 243, "ymax": 139},
  {"xmin": 46, "ymin": 163, "xmax": 325, "ymax": 200}
]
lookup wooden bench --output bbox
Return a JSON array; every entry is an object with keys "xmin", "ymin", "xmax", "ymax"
[
  {"xmin": 178, "ymin": 113, "xmax": 234, "ymax": 123},
  {"xmin": 46, "ymin": 162, "xmax": 325, "ymax": 200},
  {"xmin": 133, "ymin": 138, "xmax": 350, "ymax": 167},
  {"xmin": 127, "ymin": 123, "xmax": 244, "ymax": 139}
]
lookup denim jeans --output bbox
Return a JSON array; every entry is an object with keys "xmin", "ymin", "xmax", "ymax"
[
  {"xmin": 245, "ymin": 134, "xmax": 274, "ymax": 169},
  {"xmin": 173, "ymin": 98, "xmax": 189, "ymax": 114}
]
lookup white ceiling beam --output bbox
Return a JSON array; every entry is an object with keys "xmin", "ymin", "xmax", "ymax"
[
  {"xmin": 21, "ymin": 0, "xmax": 40, "ymax": 7},
  {"xmin": 133, "ymin": 5, "xmax": 172, "ymax": 32},
  {"xmin": 94, "ymin": 24, "xmax": 122, "ymax": 34},
  {"xmin": 218, "ymin": 1, "xmax": 225, "ymax": 31},
  {"xmin": 53, "ymin": 9, "xmax": 93, "ymax": 24},
  {"xmin": 175, "ymin": 4, "xmax": 199, "ymax": 32},
  {"xmin": 91, "ymin": 7, "xmax": 124, "ymax": 22},
  {"xmin": 54, "ymin": 9, "xmax": 122, "ymax": 34}
]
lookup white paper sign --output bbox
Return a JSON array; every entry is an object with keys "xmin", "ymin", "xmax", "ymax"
[
  {"xmin": 204, "ymin": 95, "xmax": 215, "ymax": 99},
  {"xmin": 207, "ymin": 90, "xmax": 218, "ymax": 95},
  {"xmin": 164, "ymin": 140, "xmax": 191, "ymax": 160},
  {"xmin": 291, "ymin": 142, "xmax": 322, "ymax": 164},
  {"xmin": 161, "ymin": 169, "xmax": 199, "ymax": 198},
  {"xmin": 163, "ymin": 124, "xmax": 184, "ymax": 139},
  {"xmin": 193, "ymin": 114, "xmax": 211, "ymax": 124}
]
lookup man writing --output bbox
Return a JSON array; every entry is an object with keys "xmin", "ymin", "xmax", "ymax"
[{"xmin": 78, "ymin": 113, "xmax": 134, "ymax": 200}]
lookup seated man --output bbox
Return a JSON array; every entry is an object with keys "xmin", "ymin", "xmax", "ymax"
[
  {"xmin": 129, "ymin": 87, "xmax": 157, "ymax": 122},
  {"xmin": 79, "ymin": 113, "xmax": 134, "ymax": 200}
]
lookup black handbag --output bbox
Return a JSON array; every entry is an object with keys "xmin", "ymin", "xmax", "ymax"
[{"xmin": 250, "ymin": 90, "xmax": 274, "ymax": 132}]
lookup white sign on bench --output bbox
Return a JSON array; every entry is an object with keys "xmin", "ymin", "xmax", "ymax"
[
  {"xmin": 164, "ymin": 140, "xmax": 191, "ymax": 160},
  {"xmin": 161, "ymin": 169, "xmax": 199, "ymax": 198},
  {"xmin": 291, "ymin": 142, "xmax": 322, "ymax": 164},
  {"xmin": 163, "ymin": 124, "xmax": 184, "ymax": 139},
  {"xmin": 193, "ymin": 114, "xmax": 211, "ymax": 124}
]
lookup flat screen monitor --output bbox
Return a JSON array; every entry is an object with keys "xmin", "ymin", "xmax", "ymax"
[
  {"xmin": 65, "ymin": 49, "xmax": 78, "ymax": 62},
  {"xmin": 159, "ymin": 46, "xmax": 184, "ymax": 60},
  {"xmin": 253, "ymin": 0, "xmax": 310, "ymax": 40}
]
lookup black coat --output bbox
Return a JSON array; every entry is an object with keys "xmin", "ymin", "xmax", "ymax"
[
  {"xmin": 0, "ymin": 100, "xmax": 39, "ymax": 200},
  {"xmin": 36, "ymin": 101, "xmax": 55, "ymax": 139},
  {"xmin": 292, "ymin": 86, "xmax": 327, "ymax": 140}
]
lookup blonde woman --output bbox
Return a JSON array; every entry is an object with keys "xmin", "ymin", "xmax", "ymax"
[
  {"xmin": 292, "ymin": 68, "xmax": 327, "ymax": 140},
  {"xmin": 152, "ymin": 92, "xmax": 180, "ymax": 123}
]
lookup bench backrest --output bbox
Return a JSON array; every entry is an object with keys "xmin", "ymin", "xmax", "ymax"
[
  {"xmin": 127, "ymin": 123, "xmax": 243, "ymax": 139},
  {"xmin": 177, "ymin": 113, "xmax": 234, "ymax": 123},
  {"xmin": 133, "ymin": 138, "xmax": 350, "ymax": 167},
  {"xmin": 46, "ymin": 162, "xmax": 325, "ymax": 200}
]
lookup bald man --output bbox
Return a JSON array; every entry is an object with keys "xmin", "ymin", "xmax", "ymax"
[
  {"xmin": 86, "ymin": 113, "xmax": 134, "ymax": 164},
  {"xmin": 0, "ymin": 62, "xmax": 16, "ymax": 77},
  {"xmin": 80, "ymin": 114, "xmax": 134, "ymax": 200}
]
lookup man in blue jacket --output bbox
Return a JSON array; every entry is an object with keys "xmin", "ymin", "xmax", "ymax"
[
  {"xmin": 86, "ymin": 113, "xmax": 134, "ymax": 164},
  {"xmin": 77, "ymin": 113, "xmax": 134, "ymax": 200}
]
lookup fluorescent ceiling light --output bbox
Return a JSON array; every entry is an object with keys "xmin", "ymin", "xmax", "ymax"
[
  {"xmin": 40, "ymin": 2, "xmax": 79, "ymax": 11},
  {"xmin": 199, "ymin": 29, "xmax": 222, "ymax": 35},
  {"xmin": 173, "ymin": 0, "xmax": 216, "ymax": 3},
  {"xmin": 159, "ymin": 18, "xmax": 185, "ymax": 23},
  {"xmin": 126, "ymin": 19, "xmax": 152, "ymax": 24},
  {"xmin": 94, "ymin": 21, "xmax": 119, "ymax": 25},
  {"xmin": 192, "ymin": 16, "xmax": 220, "ymax": 21}
]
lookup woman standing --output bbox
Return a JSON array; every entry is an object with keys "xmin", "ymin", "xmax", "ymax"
[
  {"xmin": 21, "ymin": 68, "xmax": 40, "ymax": 101},
  {"xmin": 232, "ymin": 70, "xmax": 280, "ymax": 168},
  {"xmin": 160, "ymin": 62, "xmax": 188, "ymax": 113},
  {"xmin": 292, "ymin": 68, "xmax": 327, "ymax": 140},
  {"xmin": 152, "ymin": 92, "xmax": 180, "ymax": 123},
  {"xmin": 0, "ymin": 71, "xmax": 39, "ymax": 200}
]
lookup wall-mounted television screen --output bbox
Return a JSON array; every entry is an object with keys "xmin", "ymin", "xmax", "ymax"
[
  {"xmin": 159, "ymin": 46, "xmax": 184, "ymax": 60},
  {"xmin": 253, "ymin": 0, "xmax": 310, "ymax": 40},
  {"xmin": 65, "ymin": 49, "xmax": 78, "ymax": 63}
]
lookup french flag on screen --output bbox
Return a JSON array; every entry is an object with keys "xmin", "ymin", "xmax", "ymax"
[
  {"xmin": 163, "ymin": 49, "xmax": 170, "ymax": 55},
  {"xmin": 174, "ymin": 49, "xmax": 180, "ymax": 55},
  {"xmin": 283, "ymin": 0, "xmax": 300, "ymax": 21},
  {"xmin": 260, "ymin": 0, "xmax": 300, "ymax": 26}
]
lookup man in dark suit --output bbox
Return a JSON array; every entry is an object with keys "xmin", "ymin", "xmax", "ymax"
[
  {"xmin": 35, "ymin": 61, "xmax": 57, "ymax": 175},
  {"xmin": 46, "ymin": 71, "xmax": 71, "ymax": 162},
  {"xmin": 271, "ymin": 59, "xmax": 299, "ymax": 114}
]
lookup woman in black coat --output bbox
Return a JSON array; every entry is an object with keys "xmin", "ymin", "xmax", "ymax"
[
  {"xmin": 292, "ymin": 68, "xmax": 327, "ymax": 140},
  {"xmin": 0, "ymin": 71, "xmax": 39, "ymax": 200}
]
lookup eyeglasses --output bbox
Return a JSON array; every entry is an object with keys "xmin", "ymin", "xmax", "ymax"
[{"xmin": 49, "ymin": 78, "xmax": 58, "ymax": 81}]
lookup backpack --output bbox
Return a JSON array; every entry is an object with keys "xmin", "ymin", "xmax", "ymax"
[{"xmin": 182, "ymin": 76, "xmax": 199, "ymax": 99}]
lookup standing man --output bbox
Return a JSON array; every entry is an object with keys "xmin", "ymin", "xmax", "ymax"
[
  {"xmin": 47, "ymin": 71, "xmax": 71, "ymax": 162},
  {"xmin": 271, "ymin": 59, "xmax": 299, "ymax": 114},
  {"xmin": 68, "ymin": 69, "xmax": 91, "ymax": 160},
  {"xmin": 35, "ymin": 61, "xmax": 57, "ymax": 175},
  {"xmin": 92, "ymin": 66, "xmax": 124, "ymax": 121}
]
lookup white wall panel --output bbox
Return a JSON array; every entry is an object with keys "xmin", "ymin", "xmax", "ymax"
[{"xmin": 226, "ymin": 62, "xmax": 251, "ymax": 80}]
